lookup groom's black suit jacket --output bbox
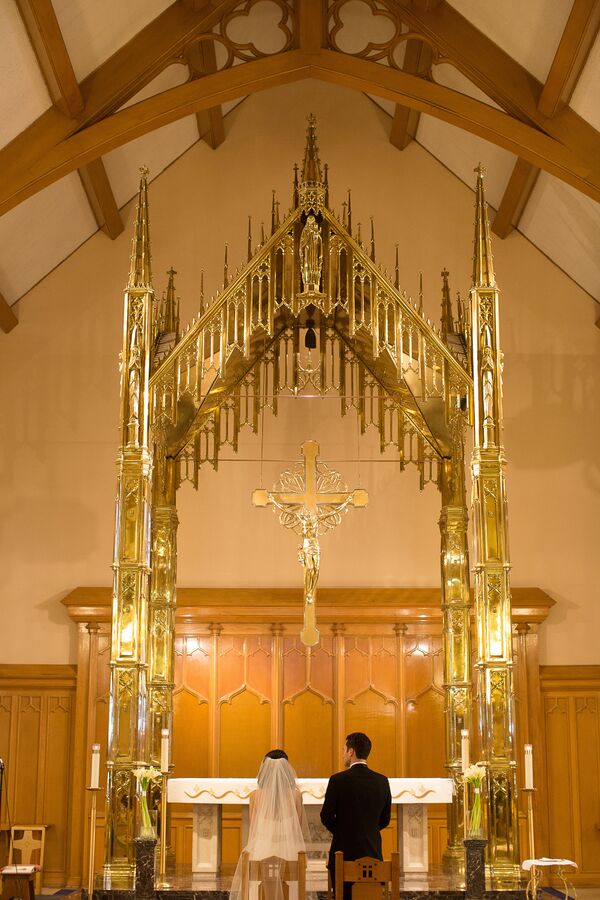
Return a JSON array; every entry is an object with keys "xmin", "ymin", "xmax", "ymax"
[{"xmin": 320, "ymin": 763, "xmax": 392, "ymax": 870}]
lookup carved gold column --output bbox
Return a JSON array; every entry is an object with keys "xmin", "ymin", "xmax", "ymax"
[
  {"xmin": 439, "ymin": 449, "xmax": 472, "ymax": 873},
  {"xmin": 470, "ymin": 167, "xmax": 519, "ymax": 880},
  {"xmin": 147, "ymin": 457, "xmax": 178, "ymax": 767},
  {"xmin": 104, "ymin": 168, "xmax": 154, "ymax": 877}
]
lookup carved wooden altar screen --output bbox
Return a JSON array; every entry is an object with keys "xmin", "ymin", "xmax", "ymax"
[{"xmin": 101, "ymin": 120, "xmax": 520, "ymax": 882}]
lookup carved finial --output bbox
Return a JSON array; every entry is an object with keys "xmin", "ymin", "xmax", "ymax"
[
  {"xmin": 199, "ymin": 271, "xmax": 205, "ymax": 315},
  {"xmin": 370, "ymin": 217, "xmax": 375, "ymax": 261},
  {"xmin": 347, "ymin": 189, "xmax": 352, "ymax": 235},
  {"xmin": 456, "ymin": 290, "xmax": 465, "ymax": 332},
  {"xmin": 275, "ymin": 199, "xmax": 280, "ymax": 228},
  {"xmin": 128, "ymin": 166, "xmax": 152, "ymax": 289},
  {"xmin": 163, "ymin": 267, "xmax": 179, "ymax": 338},
  {"xmin": 440, "ymin": 267, "xmax": 454, "ymax": 343},
  {"xmin": 357, "ymin": 222, "xmax": 362, "ymax": 246},
  {"xmin": 395, "ymin": 244, "xmax": 399, "ymax": 290},
  {"xmin": 342, "ymin": 200, "xmax": 347, "ymax": 228},
  {"xmin": 418, "ymin": 272, "xmax": 424, "ymax": 315},
  {"xmin": 223, "ymin": 244, "xmax": 228, "ymax": 288},
  {"xmin": 324, "ymin": 162, "xmax": 329, "ymax": 207},
  {"xmin": 271, "ymin": 190, "xmax": 277, "ymax": 235},
  {"xmin": 261, "ymin": 221, "xmax": 266, "ymax": 244},
  {"xmin": 247, "ymin": 216, "xmax": 252, "ymax": 261},
  {"xmin": 293, "ymin": 163, "xmax": 299, "ymax": 209},
  {"xmin": 472, "ymin": 163, "xmax": 496, "ymax": 288}
]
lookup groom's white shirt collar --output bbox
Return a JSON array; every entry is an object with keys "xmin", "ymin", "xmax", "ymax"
[{"xmin": 350, "ymin": 760, "xmax": 368, "ymax": 766}]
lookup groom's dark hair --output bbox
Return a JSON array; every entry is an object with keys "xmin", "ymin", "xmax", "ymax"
[
  {"xmin": 346, "ymin": 732, "xmax": 372, "ymax": 759},
  {"xmin": 265, "ymin": 749, "xmax": 288, "ymax": 760}
]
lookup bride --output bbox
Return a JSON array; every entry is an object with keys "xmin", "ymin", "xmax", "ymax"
[{"xmin": 230, "ymin": 749, "xmax": 307, "ymax": 900}]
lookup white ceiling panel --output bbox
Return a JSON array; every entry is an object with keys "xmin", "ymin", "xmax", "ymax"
[
  {"xmin": 0, "ymin": 174, "xmax": 97, "ymax": 303},
  {"xmin": 416, "ymin": 114, "xmax": 517, "ymax": 210},
  {"xmin": 570, "ymin": 33, "xmax": 600, "ymax": 131},
  {"xmin": 104, "ymin": 65, "xmax": 198, "ymax": 209},
  {"xmin": 432, "ymin": 62, "xmax": 503, "ymax": 110},
  {"xmin": 447, "ymin": 0, "xmax": 572, "ymax": 81},
  {"xmin": 0, "ymin": 3, "xmax": 52, "ymax": 147},
  {"xmin": 53, "ymin": 0, "xmax": 173, "ymax": 81},
  {"xmin": 518, "ymin": 172, "xmax": 600, "ymax": 301}
]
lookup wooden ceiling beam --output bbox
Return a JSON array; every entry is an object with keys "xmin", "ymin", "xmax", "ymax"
[
  {"xmin": 15, "ymin": 0, "xmax": 124, "ymax": 237},
  {"xmin": 493, "ymin": 0, "xmax": 600, "ymax": 238},
  {"xmin": 187, "ymin": 40, "xmax": 225, "ymax": 150},
  {"xmin": 78, "ymin": 158, "xmax": 124, "ymax": 239},
  {"xmin": 299, "ymin": 0, "xmax": 326, "ymax": 52},
  {"xmin": 390, "ymin": 39, "xmax": 434, "ymax": 150},
  {"xmin": 15, "ymin": 0, "xmax": 83, "ymax": 117},
  {"xmin": 0, "ymin": 292, "xmax": 18, "ymax": 334},
  {"xmin": 2, "ymin": 41, "xmax": 600, "ymax": 216},
  {"xmin": 538, "ymin": 0, "xmax": 600, "ymax": 118}
]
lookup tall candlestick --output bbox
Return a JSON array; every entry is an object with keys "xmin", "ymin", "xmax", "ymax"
[
  {"xmin": 90, "ymin": 744, "xmax": 100, "ymax": 789},
  {"xmin": 524, "ymin": 744, "xmax": 534, "ymax": 790},
  {"xmin": 461, "ymin": 729, "xmax": 470, "ymax": 773},
  {"xmin": 161, "ymin": 728, "xmax": 170, "ymax": 774}
]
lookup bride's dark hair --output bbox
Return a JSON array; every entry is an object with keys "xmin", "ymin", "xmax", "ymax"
[{"xmin": 264, "ymin": 749, "xmax": 288, "ymax": 760}]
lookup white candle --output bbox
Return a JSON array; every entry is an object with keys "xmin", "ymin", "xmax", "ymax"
[
  {"xmin": 161, "ymin": 728, "xmax": 170, "ymax": 774},
  {"xmin": 90, "ymin": 743, "xmax": 100, "ymax": 789},
  {"xmin": 461, "ymin": 729, "xmax": 470, "ymax": 773},
  {"xmin": 524, "ymin": 744, "xmax": 534, "ymax": 789}
]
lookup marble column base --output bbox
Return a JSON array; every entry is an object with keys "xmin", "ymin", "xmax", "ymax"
[
  {"xmin": 135, "ymin": 837, "xmax": 157, "ymax": 900},
  {"xmin": 464, "ymin": 838, "xmax": 487, "ymax": 898}
]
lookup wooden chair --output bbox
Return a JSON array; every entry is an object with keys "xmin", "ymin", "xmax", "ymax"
[
  {"xmin": 8, "ymin": 828, "xmax": 46, "ymax": 895},
  {"xmin": 240, "ymin": 851, "xmax": 306, "ymax": 900},
  {"xmin": 334, "ymin": 852, "xmax": 400, "ymax": 900},
  {"xmin": 1, "ymin": 867, "xmax": 37, "ymax": 900}
]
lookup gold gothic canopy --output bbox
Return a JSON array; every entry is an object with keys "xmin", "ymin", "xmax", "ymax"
[{"xmin": 105, "ymin": 116, "xmax": 518, "ymax": 881}]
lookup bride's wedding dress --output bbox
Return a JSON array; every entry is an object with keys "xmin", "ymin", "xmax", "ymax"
[{"xmin": 229, "ymin": 757, "xmax": 307, "ymax": 900}]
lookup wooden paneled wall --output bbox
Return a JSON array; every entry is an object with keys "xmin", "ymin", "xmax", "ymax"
[
  {"xmin": 0, "ymin": 665, "xmax": 76, "ymax": 888},
  {"xmin": 540, "ymin": 666, "xmax": 600, "ymax": 886}
]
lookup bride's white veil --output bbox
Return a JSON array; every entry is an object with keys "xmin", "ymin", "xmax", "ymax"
[{"xmin": 230, "ymin": 757, "xmax": 307, "ymax": 900}]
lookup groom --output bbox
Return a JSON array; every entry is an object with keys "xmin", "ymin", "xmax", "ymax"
[{"xmin": 320, "ymin": 732, "xmax": 391, "ymax": 897}]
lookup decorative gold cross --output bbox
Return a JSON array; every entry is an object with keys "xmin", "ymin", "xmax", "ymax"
[{"xmin": 252, "ymin": 441, "xmax": 368, "ymax": 646}]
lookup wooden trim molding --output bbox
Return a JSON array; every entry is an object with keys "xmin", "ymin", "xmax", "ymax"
[
  {"xmin": 61, "ymin": 585, "xmax": 554, "ymax": 626},
  {"xmin": 0, "ymin": 664, "xmax": 77, "ymax": 689}
]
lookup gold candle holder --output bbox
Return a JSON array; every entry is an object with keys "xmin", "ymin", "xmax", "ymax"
[
  {"xmin": 522, "ymin": 788, "xmax": 537, "ymax": 899},
  {"xmin": 86, "ymin": 787, "xmax": 101, "ymax": 899},
  {"xmin": 157, "ymin": 772, "xmax": 169, "ymax": 889}
]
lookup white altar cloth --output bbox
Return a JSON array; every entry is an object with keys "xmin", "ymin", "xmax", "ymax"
[{"xmin": 168, "ymin": 777, "xmax": 453, "ymax": 877}]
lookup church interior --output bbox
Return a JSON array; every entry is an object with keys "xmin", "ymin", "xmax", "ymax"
[{"xmin": 1, "ymin": 1, "xmax": 599, "ymax": 899}]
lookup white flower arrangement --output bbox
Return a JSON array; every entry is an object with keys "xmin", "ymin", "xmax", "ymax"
[
  {"xmin": 463, "ymin": 763, "xmax": 486, "ymax": 786},
  {"xmin": 132, "ymin": 766, "xmax": 161, "ymax": 837}
]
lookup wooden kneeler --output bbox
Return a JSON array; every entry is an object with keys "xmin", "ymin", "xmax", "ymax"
[
  {"xmin": 240, "ymin": 851, "xmax": 306, "ymax": 900},
  {"xmin": 334, "ymin": 852, "xmax": 400, "ymax": 900}
]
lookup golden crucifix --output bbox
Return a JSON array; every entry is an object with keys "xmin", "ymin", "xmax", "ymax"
[{"xmin": 252, "ymin": 441, "xmax": 368, "ymax": 646}]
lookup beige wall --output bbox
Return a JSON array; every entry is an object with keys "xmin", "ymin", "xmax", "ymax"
[{"xmin": 1, "ymin": 81, "xmax": 598, "ymax": 666}]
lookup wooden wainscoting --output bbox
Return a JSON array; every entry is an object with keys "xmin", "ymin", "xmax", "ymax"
[
  {"xmin": 0, "ymin": 665, "xmax": 76, "ymax": 888},
  {"xmin": 540, "ymin": 666, "xmax": 600, "ymax": 886}
]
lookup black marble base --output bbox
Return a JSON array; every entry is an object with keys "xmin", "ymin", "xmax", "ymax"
[
  {"xmin": 91, "ymin": 888, "xmax": 525, "ymax": 900},
  {"xmin": 135, "ymin": 837, "xmax": 157, "ymax": 900},
  {"xmin": 464, "ymin": 839, "xmax": 487, "ymax": 898}
]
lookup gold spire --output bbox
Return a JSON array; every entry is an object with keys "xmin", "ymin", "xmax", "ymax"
[
  {"xmin": 247, "ymin": 216, "xmax": 253, "ymax": 261},
  {"xmin": 440, "ymin": 267, "xmax": 454, "ymax": 342},
  {"xmin": 472, "ymin": 163, "xmax": 496, "ymax": 288},
  {"xmin": 370, "ymin": 217, "xmax": 376, "ymax": 261},
  {"xmin": 223, "ymin": 243, "xmax": 228, "ymax": 288},
  {"xmin": 418, "ymin": 272, "xmax": 424, "ymax": 315},
  {"xmin": 301, "ymin": 113, "xmax": 323, "ymax": 184},
  {"xmin": 347, "ymin": 189, "xmax": 352, "ymax": 235},
  {"xmin": 161, "ymin": 267, "xmax": 179, "ymax": 337},
  {"xmin": 128, "ymin": 166, "xmax": 152, "ymax": 289},
  {"xmin": 199, "ymin": 271, "xmax": 205, "ymax": 316},
  {"xmin": 395, "ymin": 244, "xmax": 400, "ymax": 290},
  {"xmin": 298, "ymin": 114, "xmax": 326, "ymax": 213}
]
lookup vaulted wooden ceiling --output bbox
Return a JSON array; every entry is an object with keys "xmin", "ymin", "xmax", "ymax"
[{"xmin": 1, "ymin": 0, "xmax": 599, "ymax": 333}]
